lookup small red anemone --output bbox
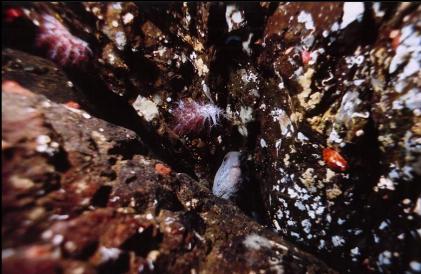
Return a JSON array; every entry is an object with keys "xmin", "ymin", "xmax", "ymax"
[{"xmin": 323, "ymin": 147, "xmax": 348, "ymax": 172}]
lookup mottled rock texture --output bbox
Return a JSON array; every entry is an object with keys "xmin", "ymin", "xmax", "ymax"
[
  {"xmin": 2, "ymin": 2, "xmax": 421, "ymax": 273},
  {"xmin": 2, "ymin": 81, "xmax": 336, "ymax": 274},
  {"xmin": 255, "ymin": 3, "xmax": 421, "ymax": 273}
]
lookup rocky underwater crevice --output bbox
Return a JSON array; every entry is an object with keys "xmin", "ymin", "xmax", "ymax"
[{"xmin": 2, "ymin": 2, "xmax": 421, "ymax": 273}]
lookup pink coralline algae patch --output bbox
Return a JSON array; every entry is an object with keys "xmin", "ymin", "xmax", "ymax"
[
  {"xmin": 172, "ymin": 99, "xmax": 224, "ymax": 135},
  {"xmin": 36, "ymin": 14, "xmax": 92, "ymax": 66}
]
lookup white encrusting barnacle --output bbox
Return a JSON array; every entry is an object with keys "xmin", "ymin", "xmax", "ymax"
[
  {"xmin": 212, "ymin": 151, "xmax": 242, "ymax": 200},
  {"xmin": 132, "ymin": 96, "xmax": 159, "ymax": 122},
  {"xmin": 225, "ymin": 4, "xmax": 246, "ymax": 32},
  {"xmin": 340, "ymin": 2, "xmax": 364, "ymax": 29}
]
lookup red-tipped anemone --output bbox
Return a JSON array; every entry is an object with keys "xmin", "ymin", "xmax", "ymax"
[{"xmin": 323, "ymin": 147, "xmax": 349, "ymax": 172}]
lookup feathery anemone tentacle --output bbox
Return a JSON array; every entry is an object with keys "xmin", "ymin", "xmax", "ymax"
[{"xmin": 172, "ymin": 99, "xmax": 224, "ymax": 135}]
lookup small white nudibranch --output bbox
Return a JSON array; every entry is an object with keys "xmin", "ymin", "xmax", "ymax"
[{"xmin": 212, "ymin": 151, "xmax": 242, "ymax": 200}]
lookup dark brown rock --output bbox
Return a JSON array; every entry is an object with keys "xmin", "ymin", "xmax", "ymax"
[
  {"xmin": 253, "ymin": 2, "xmax": 421, "ymax": 273},
  {"xmin": 2, "ymin": 86, "xmax": 336, "ymax": 273},
  {"xmin": 2, "ymin": 2, "xmax": 420, "ymax": 273}
]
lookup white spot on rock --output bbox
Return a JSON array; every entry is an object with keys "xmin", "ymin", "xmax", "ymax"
[
  {"xmin": 297, "ymin": 132, "xmax": 309, "ymax": 142},
  {"xmin": 377, "ymin": 176, "xmax": 395, "ymax": 191},
  {"xmin": 341, "ymin": 2, "xmax": 364, "ymax": 29},
  {"xmin": 122, "ymin": 13, "xmax": 134, "ymax": 24},
  {"xmin": 410, "ymin": 261, "xmax": 421, "ymax": 272},
  {"xmin": 351, "ymin": 247, "xmax": 360, "ymax": 256},
  {"xmin": 132, "ymin": 96, "xmax": 159, "ymax": 122},
  {"xmin": 297, "ymin": 11, "xmax": 315, "ymax": 30},
  {"xmin": 332, "ymin": 235, "xmax": 345, "ymax": 247},
  {"xmin": 378, "ymin": 250, "xmax": 392, "ymax": 265},
  {"xmin": 270, "ymin": 108, "xmax": 294, "ymax": 137},
  {"xmin": 99, "ymin": 246, "xmax": 121, "ymax": 262},
  {"xmin": 242, "ymin": 33, "xmax": 253, "ymax": 56},
  {"xmin": 225, "ymin": 5, "xmax": 245, "ymax": 32}
]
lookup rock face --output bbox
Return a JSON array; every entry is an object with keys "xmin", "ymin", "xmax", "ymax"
[
  {"xmin": 2, "ymin": 81, "xmax": 336, "ymax": 274},
  {"xmin": 2, "ymin": 2, "xmax": 421, "ymax": 274},
  {"xmin": 254, "ymin": 3, "xmax": 421, "ymax": 273}
]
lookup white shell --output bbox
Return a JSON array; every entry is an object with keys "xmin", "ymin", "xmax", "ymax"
[{"xmin": 212, "ymin": 151, "xmax": 242, "ymax": 199}]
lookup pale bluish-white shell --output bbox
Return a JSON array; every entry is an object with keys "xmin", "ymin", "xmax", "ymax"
[{"xmin": 212, "ymin": 151, "xmax": 242, "ymax": 199}]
